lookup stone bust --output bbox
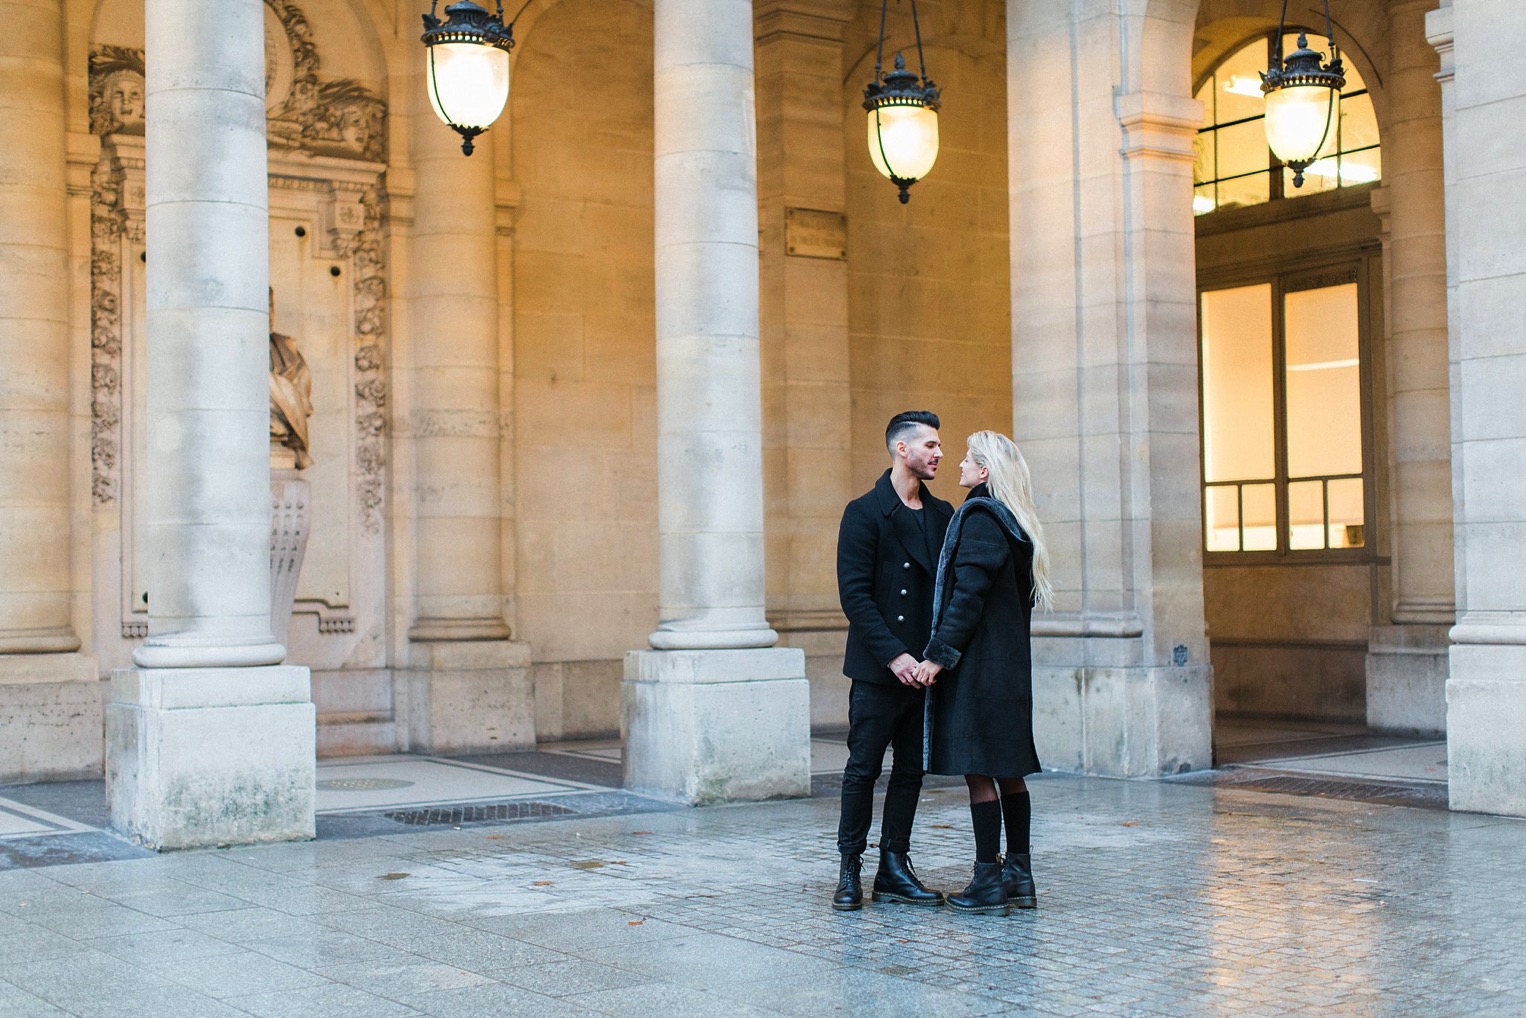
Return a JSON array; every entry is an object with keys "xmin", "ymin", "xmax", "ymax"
[{"xmin": 269, "ymin": 290, "xmax": 314, "ymax": 469}]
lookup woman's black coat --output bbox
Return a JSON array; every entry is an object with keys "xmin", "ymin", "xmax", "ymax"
[{"xmin": 921, "ymin": 487, "xmax": 1041, "ymax": 779}]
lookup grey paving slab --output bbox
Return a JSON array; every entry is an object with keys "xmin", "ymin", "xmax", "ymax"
[
  {"xmin": 388, "ymin": 981, "xmax": 594, "ymax": 1018},
  {"xmin": 224, "ymin": 982, "xmax": 426, "ymax": 1018}
]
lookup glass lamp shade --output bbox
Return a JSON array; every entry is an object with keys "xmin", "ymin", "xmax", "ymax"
[
  {"xmin": 1264, "ymin": 83, "xmax": 1336, "ymax": 166},
  {"xmin": 427, "ymin": 42, "xmax": 510, "ymax": 131},
  {"xmin": 866, "ymin": 104, "xmax": 939, "ymax": 184}
]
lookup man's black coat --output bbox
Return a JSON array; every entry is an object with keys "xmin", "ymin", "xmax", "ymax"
[{"xmin": 837, "ymin": 469, "xmax": 955, "ymax": 686}]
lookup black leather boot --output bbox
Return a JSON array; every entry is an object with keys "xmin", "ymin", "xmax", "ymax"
[
  {"xmin": 871, "ymin": 851, "xmax": 945, "ymax": 906},
  {"xmin": 946, "ymin": 861, "xmax": 1008, "ymax": 915},
  {"xmin": 1002, "ymin": 853, "xmax": 1036, "ymax": 909},
  {"xmin": 832, "ymin": 854, "xmax": 863, "ymax": 911}
]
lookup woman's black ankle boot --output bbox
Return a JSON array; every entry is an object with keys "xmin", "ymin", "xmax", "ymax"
[
  {"xmin": 1002, "ymin": 853, "xmax": 1036, "ymax": 909},
  {"xmin": 947, "ymin": 860, "xmax": 1008, "ymax": 915}
]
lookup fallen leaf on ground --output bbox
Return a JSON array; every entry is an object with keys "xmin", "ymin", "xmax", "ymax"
[
  {"xmin": 533, "ymin": 880, "xmax": 555, "ymax": 886},
  {"xmin": 1120, "ymin": 821, "xmax": 1140, "ymax": 828},
  {"xmin": 929, "ymin": 824, "xmax": 954, "ymax": 829},
  {"xmin": 570, "ymin": 860, "xmax": 605, "ymax": 870},
  {"xmin": 379, "ymin": 873, "xmax": 410, "ymax": 880},
  {"xmin": 628, "ymin": 919, "xmax": 645, "ymax": 926}
]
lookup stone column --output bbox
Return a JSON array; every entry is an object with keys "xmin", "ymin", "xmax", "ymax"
[
  {"xmin": 1366, "ymin": 0, "xmax": 1452, "ymax": 735},
  {"xmin": 0, "ymin": 0, "xmax": 98, "ymax": 783},
  {"xmin": 755, "ymin": 0, "xmax": 854, "ymax": 727},
  {"xmin": 0, "ymin": 0, "xmax": 74, "ymax": 657},
  {"xmin": 395, "ymin": 60, "xmax": 531, "ymax": 754},
  {"xmin": 623, "ymin": 0, "xmax": 809, "ymax": 803},
  {"xmin": 1007, "ymin": 0, "xmax": 1212, "ymax": 776},
  {"xmin": 1429, "ymin": 1, "xmax": 1526, "ymax": 818},
  {"xmin": 106, "ymin": 0, "xmax": 315, "ymax": 849}
]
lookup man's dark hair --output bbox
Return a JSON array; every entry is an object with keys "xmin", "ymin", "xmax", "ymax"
[{"xmin": 885, "ymin": 410, "xmax": 940, "ymax": 453}]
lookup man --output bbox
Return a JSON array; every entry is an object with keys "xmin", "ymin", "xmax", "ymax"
[{"xmin": 832, "ymin": 410, "xmax": 953, "ymax": 910}]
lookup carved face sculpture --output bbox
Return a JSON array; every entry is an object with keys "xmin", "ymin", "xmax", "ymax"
[{"xmin": 108, "ymin": 73, "xmax": 145, "ymax": 127}]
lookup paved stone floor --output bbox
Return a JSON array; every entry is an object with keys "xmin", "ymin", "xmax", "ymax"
[{"xmin": 0, "ymin": 771, "xmax": 1523, "ymax": 1017}]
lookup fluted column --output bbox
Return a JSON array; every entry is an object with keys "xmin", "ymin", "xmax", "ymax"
[
  {"xmin": 106, "ymin": 0, "xmax": 314, "ymax": 850},
  {"xmin": 623, "ymin": 0, "xmax": 809, "ymax": 804},
  {"xmin": 648, "ymin": 0, "xmax": 775, "ymax": 650},
  {"xmin": 406, "ymin": 110, "xmax": 510, "ymax": 644},
  {"xmin": 0, "ymin": 0, "xmax": 77, "ymax": 655}
]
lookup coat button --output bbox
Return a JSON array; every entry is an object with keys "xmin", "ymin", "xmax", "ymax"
[
  {"xmin": 902, "ymin": 562, "xmax": 911, "ymax": 569},
  {"xmin": 900, "ymin": 589, "xmax": 908, "ymax": 596},
  {"xmin": 896, "ymin": 615, "xmax": 905, "ymax": 623}
]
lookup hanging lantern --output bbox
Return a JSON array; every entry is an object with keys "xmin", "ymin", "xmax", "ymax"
[
  {"xmin": 863, "ymin": 0, "xmax": 941, "ymax": 204},
  {"xmin": 421, "ymin": 1, "xmax": 516, "ymax": 156},
  {"xmin": 1260, "ymin": 1, "xmax": 1345, "ymax": 188}
]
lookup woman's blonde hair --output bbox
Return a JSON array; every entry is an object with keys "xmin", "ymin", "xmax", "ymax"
[{"xmin": 967, "ymin": 431, "xmax": 1054, "ymax": 610}]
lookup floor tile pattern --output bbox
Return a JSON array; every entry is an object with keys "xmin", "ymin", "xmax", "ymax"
[{"xmin": 0, "ymin": 774, "xmax": 1520, "ymax": 1015}]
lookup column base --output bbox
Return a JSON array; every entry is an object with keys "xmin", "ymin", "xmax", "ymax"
[
  {"xmin": 0, "ymin": 653, "xmax": 102, "ymax": 783},
  {"xmin": 623, "ymin": 647, "xmax": 810, "ymax": 804},
  {"xmin": 1033, "ymin": 664, "xmax": 1213, "ymax": 777},
  {"xmin": 1366, "ymin": 624, "xmax": 1450, "ymax": 735},
  {"xmin": 396, "ymin": 640, "xmax": 533, "ymax": 753},
  {"xmin": 106, "ymin": 666, "xmax": 315, "ymax": 850},
  {"xmin": 1447, "ymin": 643, "xmax": 1526, "ymax": 817}
]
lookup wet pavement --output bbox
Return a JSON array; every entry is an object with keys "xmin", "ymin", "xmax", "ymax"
[{"xmin": 0, "ymin": 768, "xmax": 1523, "ymax": 1016}]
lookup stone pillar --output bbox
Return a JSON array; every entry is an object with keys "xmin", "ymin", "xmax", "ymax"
[
  {"xmin": 623, "ymin": 0, "xmax": 809, "ymax": 803},
  {"xmin": 396, "ymin": 60, "xmax": 531, "ymax": 754},
  {"xmin": 1366, "ymin": 0, "xmax": 1453, "ymax": 735},
  {"xmin": 755, "ymin": 0, "xmax": 854, "ymax": 727},
  {"xmin": 1429, "ymin": 1, "xmax": 1526, "ymax": 817},
  {"xmin": 106, "ymin": 0, "xmax": 314, "ymax": 849},
  {"xmin": 0, "ymin": 0, "xmax": 97, "ymax": 783},
  {"xmin": 1007, "ymin": 0, "xmax": 1212, "ymax": 776},
  {"xmin": 0, "ymin": 0, "xmax": 75, "ymax": 656}
]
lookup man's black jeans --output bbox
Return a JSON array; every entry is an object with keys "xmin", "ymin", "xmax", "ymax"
[{"xmin": 836, "ymin": 679, "xmax": 926, "ymax": 857}]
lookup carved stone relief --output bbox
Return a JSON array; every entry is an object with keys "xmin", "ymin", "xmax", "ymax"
[{"xmin": 89, "ymin": 0, "xmax": 390, "ymax": 644}]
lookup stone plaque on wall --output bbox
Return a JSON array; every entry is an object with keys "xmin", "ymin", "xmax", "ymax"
[{"xmin": 785, "ymin": 207, "xmax": 847, "ymax": 260}]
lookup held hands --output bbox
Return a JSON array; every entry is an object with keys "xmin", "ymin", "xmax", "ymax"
[
  {"xmin": 889, "ymin": 653, "xmax": 943, "ymax": 688},
  {"xmin": 912, "ymin": 660, "xmax": 944, "ymax": 687}
]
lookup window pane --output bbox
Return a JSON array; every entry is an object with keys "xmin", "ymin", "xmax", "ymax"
[
  {"xmin": 1194, "ymin": 130, "xmax": 1216, "ymax": 186},
  {"xmin": 1285, "ymin": 283, "xmax": 1362, "ymax": 478},
  {"xmin": 1205, "ymin": 486, "xmax": 1241, "ymax": 552},
  {"xmin": 1328, "ymin": 476, "xmax": 1365, "ymax": 547},
  {"xmin": 1219, "ymin": 170, "xmax": 1270, "ymax": 210},
  {"xmin": 1215, "ymin": 37, "xmax": 1269, "ymax": 124},
  {"xmin": 1340, "ymin": 92, "xmax": 1379, "ymax": 150},
  {"xmin": 1217, "ymin": 119, "xmax": 1271, "ymax": 181},
  {"xmin": 1194, "ymin": 183, "xmax": 1218, "ymax": 216},
  {"xmin": 1195, "ymin": 80, "xmax": 1215, "ymax": 128},
  {"xmin": 1288, "ymin": 479, "xmax": 1326, "ymax": 549},
  {"xmin": 1242, "ymin": 483, "xmax": 1277, "ymax": 551},
  {"xmin": 1201, "ymin": 284, "xmax": 1275, "ymax": 483},
  {"xmin": 1340, "ymin": 146, "xmax": 1382, "ymax": 186}
]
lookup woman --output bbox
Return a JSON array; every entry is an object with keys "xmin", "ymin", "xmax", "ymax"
[{"xmin": 914, "ymin": 431, "xmax": 1054, "ymax": 915}]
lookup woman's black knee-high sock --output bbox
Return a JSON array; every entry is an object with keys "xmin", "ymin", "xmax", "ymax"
[
  {"xmin": 970, "ymin": 800, "xmax": 1002, "ymax": 863},
  {"xmin": 1000, "ymin": 790, "xmax": 1031, "ymax": 856}
]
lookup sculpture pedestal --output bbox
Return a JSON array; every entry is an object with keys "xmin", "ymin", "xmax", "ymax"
[
  {"xmin": 106, "ymin": 665, "xmax": 315, "ymax": 849},
  {"xmin": 622, "ymin": 648, "xmax": 810, "ymax": 804},
  {"xmin": 270, "ymin": 463, "xmax": 310, "ymax": 651}
]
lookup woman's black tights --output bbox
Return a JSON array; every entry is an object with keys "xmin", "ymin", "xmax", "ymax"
[{"xmin": 965, "ymin": 775, "xmax": 1030, "ymax": 863}]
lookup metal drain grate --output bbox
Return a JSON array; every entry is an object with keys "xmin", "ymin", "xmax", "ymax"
[
  {"xmin": 382, "ymin": 800, "xmax": 578, "ymax": 827},
  {"xmin": 1176, "ymin": 769, "xmax": 1449, "ymax": 810}
]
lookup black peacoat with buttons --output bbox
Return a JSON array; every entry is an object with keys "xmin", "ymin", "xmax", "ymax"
[{"xmin": 837, "ymin": 470, "xmax": 955, "ymax": 687}]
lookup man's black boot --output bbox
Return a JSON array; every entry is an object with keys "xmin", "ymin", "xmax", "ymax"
[
  {"xmin": 1001, "ymin": 853, "xmax": 1037, "ymax": 909},
  {"xmin": 871, "ymin": 851, "xmax": 945, "ymax": 905},
  {"xmin": 832, "ymin": 854, "xmax": 863, "ymax": 911},
  {"xmin": 946, "ymin": 861, "xmax": 1008, "ymax": 915}
]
